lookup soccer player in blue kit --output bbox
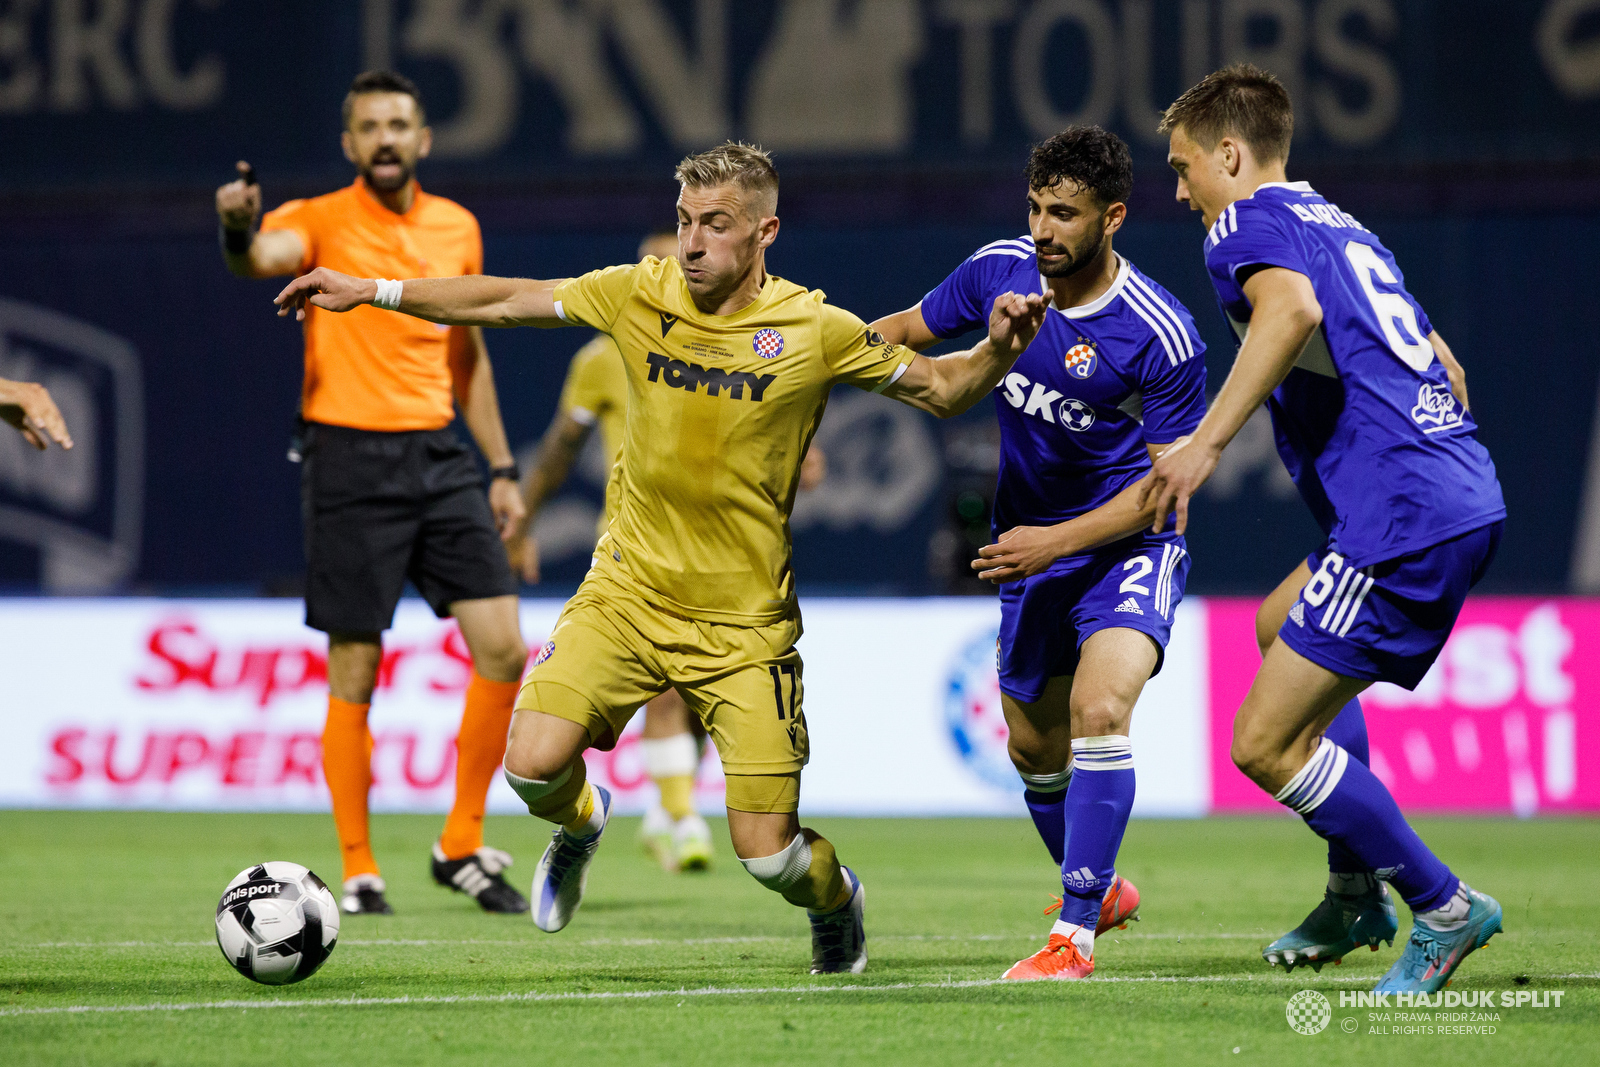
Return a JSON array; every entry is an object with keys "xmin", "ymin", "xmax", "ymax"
[
  {"xmin": 873, "ymin": 127, "xmax": 1208, "ymax": 980},
  {"xmin": 1149, "ymin": 66, "xmax": 1507, "ymax": 993}
]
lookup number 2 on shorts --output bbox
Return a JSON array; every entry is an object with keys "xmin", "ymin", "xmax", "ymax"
[{"xmin": 1120, "ymin": 555, "xmax": 1154, "ymax": 596}]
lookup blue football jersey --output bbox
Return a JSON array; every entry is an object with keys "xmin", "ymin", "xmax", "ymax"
[
  {"xmin": 922, "ymin": 238, "xmax": 1208, "ymax": 535},
  {"xmin": 1204, "ymin": 182, "xmax": 1505, "ymax": 568}
]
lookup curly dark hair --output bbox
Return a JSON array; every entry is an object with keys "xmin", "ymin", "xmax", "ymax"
[
  {"xmin": 343, "ymin": 70, "xmax": 425, "ymax": 128},
  {"xmin": 1024, "ymin": 126, "xmax": 1133, "ymax": 206}
]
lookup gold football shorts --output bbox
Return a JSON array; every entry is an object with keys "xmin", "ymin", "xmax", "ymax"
[{"xmin": 517, "ymin": 569, "xmax": 808, "ymax": 777}]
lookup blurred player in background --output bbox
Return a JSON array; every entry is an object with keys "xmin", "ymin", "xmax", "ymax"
[
  {"xmin": 0, "ymin": 378, "xmax": 73, "ymax": 451},
  {"xmin": 873, "ymin": 127, "xmax": 1207, "ymax": 981},
  {"xmin": 216, "ymin": 71, "xmax": 530, "ymax": 917},
  {"xmin": 1153, "ymin": 65, "xmax": 1506, "ymax": 993},
  {"xmin": 273, "ymin": 141, "xmax": 1048, "ymax": 974},
  {"xmin": 507, "ymin": 229, "xmax": 829, "ymax": 873}
]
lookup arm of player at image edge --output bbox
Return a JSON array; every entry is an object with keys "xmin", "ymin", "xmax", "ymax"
[
  {"xmin": 879, "ymin": 291, "xmax": 1048, "ymax": 419},
  {"xmin": 1430, "ymin": 329, "xmax": 1469, "ymax": 411},
  {"xmin": 215, "ymin": 161, "xmax": 305, "ymax": 278},
  {"xmin": 273, "ymin": 267, "xmax": 570, "ymax": 329},
  {"xmin": 1140, "ymin": 265, "xmax": 1322, "ymax": 535},
  {"xmin": 508, "ymin": 409, "xmax": 595, "ymax": 584},
  {"xmin": 0, "ymin": 377, "xmax": 73, "ymax": 451},
  {"xmin": 971, "ymin": 447, "xmax": 1174, "ymax": 584}
]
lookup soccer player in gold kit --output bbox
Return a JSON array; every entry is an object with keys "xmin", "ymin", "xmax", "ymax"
[
  {"xmin": 508, "ymin": 231, "xmax": 828, "ymax": 874},
  {"xmin": 275, "ymin": 142, "xmax": 1047, "ymax": 974}
]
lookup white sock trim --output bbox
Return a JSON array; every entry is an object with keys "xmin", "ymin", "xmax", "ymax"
[
  {"xmin": 640, "ymin": 733, "xmax": 700, "ymax": 778},
  {"xmin": 739, "ymin": 833, "xmax": 811, "ymax": 892},
  {"xmin": 1070, "ymin": 734, "xmax": 1133, "ymax": 772},
  {"xmin": 1274, "ymin": 737, "xmax": 1349, "ymax": 815},
  {"xmin": 1018, "ymin": 767, "xmax": 1073, "ymax": 793},
  {"xmin": 502, "ymin": 763, "xmax": 572, "ymax": 807}
]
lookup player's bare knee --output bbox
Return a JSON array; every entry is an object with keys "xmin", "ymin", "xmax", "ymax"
[
  {"xmin": 1006, "ymin": 738, "xmax": 1065, "ymax": 778},
  {"xmin": 503, "ymin": 716, "xmax": 577, "ymax": 781},
  {"xmin": 1071, "ymin": 697, "xmax": 1131, "ymax": 740},
  {"xmin": 476, "ymin": 637, "xmax": 528, "ymax": 682}
]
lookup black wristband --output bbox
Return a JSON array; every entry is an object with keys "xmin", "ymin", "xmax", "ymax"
[
  {"xmin": 489, "ymin": 463, "xmax": 520, "ymax": 483},
  {"xmin": 220, "ymin": 223, "xmax": 254, "ymax": 255}
]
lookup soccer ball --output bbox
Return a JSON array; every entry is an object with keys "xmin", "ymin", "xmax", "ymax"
[
  {"xmin": 1059, "ymin": 398, "xmax": 1096, "ymax": 432},
  {"xmin": 215, "ymin": 861, "xmax": 340, "ymax": 985}
]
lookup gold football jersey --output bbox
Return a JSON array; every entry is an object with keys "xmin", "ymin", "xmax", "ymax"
[
  {"xmin": 552, "ymin": 256, "xmax": 915, "ymax": 625},
  {"xmin": 556, "ymin": 333, "xmax": 628, "ymax": 532}
]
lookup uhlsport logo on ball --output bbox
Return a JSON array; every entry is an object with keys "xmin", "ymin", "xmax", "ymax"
[
  {"xmin": 1286, "ymin": 989, "xmax": 1333, "ymax": 1035},
  {"xmin": 943, "ymin": 627, "xmax": 1017, "ymax": 790}
]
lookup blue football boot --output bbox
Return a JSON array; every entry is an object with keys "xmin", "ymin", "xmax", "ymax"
[
  {"xmin": 1373, "ymin": 885, "xmax": 1503, "ymax": 993},
  {"xmin": 1263, "ymin": 881, "xmax": 1398, "ymax": 973},
  {"xmin": 530, "ymin": 785, "xmax": 612, "ymax": 933}
]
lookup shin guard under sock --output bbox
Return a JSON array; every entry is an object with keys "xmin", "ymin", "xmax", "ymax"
[
  {"xmin": 1058, "ymin": 736, "xmax": 1135, "ymax": 930},
  {"xmin": 1277, "ymin": 738, "xmax": 1457, "ymax": 913}
]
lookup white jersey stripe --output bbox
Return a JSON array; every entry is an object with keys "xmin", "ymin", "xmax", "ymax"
[
  {"xmin": 1154, "ymin": 545, "xmax": 1173, "ymax": 616},
  {"xmin": 1338, "ymin": 574, "xmax": 1375, "ymax": 637},
  {"xmin": 1127, "ymin": 274, "xmax": 1195, "ymax": 363},
  {"xmin": 1319, "ymin": 567, "xmax": 1358, "ymax": 631},
  {"xmin": 1119, "ymin": 290, "xmax": 1180, "ymax": 366},
  {"xmin": 972, "ymin": 249, "xmax": 1033, "ymax": 261}
]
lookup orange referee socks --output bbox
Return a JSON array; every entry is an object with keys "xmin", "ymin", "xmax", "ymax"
[
  {"xmin": 322, "ymin": 697, "xmax": 378, "ymax": 882},
  {"xmin": 438, "ymin": 672, "xmax": 520, "ymax": 860}
]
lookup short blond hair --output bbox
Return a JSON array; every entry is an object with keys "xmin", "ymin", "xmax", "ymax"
[{"xmin": 674, "ymin": 141, "xmax": 779, "ymax": 218}]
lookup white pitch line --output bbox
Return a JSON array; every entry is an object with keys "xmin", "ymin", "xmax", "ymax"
[
  {"xmin": 18, "ymin": 932, "xmax": 1265, "ymax": 951},
  {"xmin": 6, "ymin": 972, "xmax": 1597, "ymax": 1019}
]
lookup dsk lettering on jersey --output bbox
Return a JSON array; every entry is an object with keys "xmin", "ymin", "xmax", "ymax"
[{"xmin": 644, "ymin": 352, "xmax": 775, "ymax": 400}]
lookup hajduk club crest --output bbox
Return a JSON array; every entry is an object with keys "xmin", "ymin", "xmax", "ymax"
[{"xmin": 752, "ymin": 328, "xmax": 785, "ymax": 359}]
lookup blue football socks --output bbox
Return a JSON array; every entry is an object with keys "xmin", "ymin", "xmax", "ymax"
[
  {"xmin": 1277, "ymin": 738, "xmax": 1458, "ymax": 913},
  {"xmin": 1321, "ymin": 698, "xmax": 1372, "ymax": 876},
  {"xmin": 1057, "ymin": 736, "xmax": 1135, "ymax": 929},
  {"xmin": 1019, "ymin": 767, "xmax": 1072, "ymax": 866}
]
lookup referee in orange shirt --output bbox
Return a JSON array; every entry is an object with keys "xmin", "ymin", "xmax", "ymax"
[{"xmin": 216, "ymin": 71, "xmax": 529, "ymax": 916}]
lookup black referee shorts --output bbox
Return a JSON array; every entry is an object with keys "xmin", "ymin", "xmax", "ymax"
[{"xmin": 300, "ymin": 422, "xmax": 518, "ymax": 634}]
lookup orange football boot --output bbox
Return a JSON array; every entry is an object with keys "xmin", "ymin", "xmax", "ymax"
[
  {"xmin": 1002, "ymin": 931, "xmax": 1095, "ymax": 981},
  {"xmin": 1042, "ymin": 874, "xmax": 1142, "ymax": 937}
]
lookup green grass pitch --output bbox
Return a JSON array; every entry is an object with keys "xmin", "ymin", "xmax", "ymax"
[{"xmin": 1, "ymin": 811, "xmax": 1595, "ymax": 1066}]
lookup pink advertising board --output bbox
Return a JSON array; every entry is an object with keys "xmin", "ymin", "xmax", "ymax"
[{"xmin": 1207, "ymin": 598, "xmax": 1600, "ymax": 814}]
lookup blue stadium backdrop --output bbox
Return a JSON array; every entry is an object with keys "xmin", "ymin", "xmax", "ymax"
[{"xmin": 1, "ymin": 0, "xmax": 1597, "ymax": 595}]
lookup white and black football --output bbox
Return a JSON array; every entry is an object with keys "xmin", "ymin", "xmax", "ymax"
[{"xmin": 215, "ymin": 861, "xmax": 340, "ymax": 985}]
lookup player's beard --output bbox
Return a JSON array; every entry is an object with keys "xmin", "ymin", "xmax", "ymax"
[
  {"xmin": 361, "ymin": 148, "xmax": 414, "ymax": 193},
  {"xmin": 1036, "ymin": 220, "xmax": 1107, "ymax": 279}
]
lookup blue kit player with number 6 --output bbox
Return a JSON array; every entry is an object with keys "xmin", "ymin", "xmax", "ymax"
[
  {"xmin": 1148, "ymin": 65, "xmax": 1507, "ymax": 994},
  {"xmin": 873, "ymin": 126, "xmax": 1208, "ymax": 981}
]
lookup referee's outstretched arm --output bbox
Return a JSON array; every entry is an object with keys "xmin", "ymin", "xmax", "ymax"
[{"xmin": 275, "ymin": 268, "xmax": 567, "ymax": 329}]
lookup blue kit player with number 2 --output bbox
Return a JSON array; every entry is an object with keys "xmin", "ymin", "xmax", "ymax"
[
  {"xmin": 1149, "ymin": 65, "xmax": 1507, "ymax": 994},
  {"xmin": 873, "ymin": 126, "xmax": 1207, "ymax": 981}
]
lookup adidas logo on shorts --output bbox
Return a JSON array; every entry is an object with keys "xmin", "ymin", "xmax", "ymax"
[
  {"xmin": 1289, "ymin": 601, "xmax": 1306, "ymax": 627},
  {"xmin": 1114, "ymin": 597, "xmax": 1143, "ymax": 615}
]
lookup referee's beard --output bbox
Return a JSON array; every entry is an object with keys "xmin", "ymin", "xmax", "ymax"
[
  {"xmin": 1036, "ymin": 221, "xmax": 1107, "ymax": 280},
  {"xmin": 360, "ymin": 149, "xmax": 414, "ymax": 194}
]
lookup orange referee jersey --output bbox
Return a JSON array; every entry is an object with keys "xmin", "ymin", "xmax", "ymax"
[{"xmin": 261, "ymin": 178, "xmax": 481, "ymax": 432}]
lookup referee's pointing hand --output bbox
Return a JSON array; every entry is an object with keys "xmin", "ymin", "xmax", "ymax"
[{"xmin": 275, "ymin": 268, "xmax": 379, "ymax": 321}]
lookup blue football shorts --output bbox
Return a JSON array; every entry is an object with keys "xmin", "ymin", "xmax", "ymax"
[
  {"xmin": 1278, "ymin": 520, "xmax": 1503, "ymax": 689},
  {"xmin": 997, "ymin": 533, "xmax": 1191, "ymax": 704}
]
